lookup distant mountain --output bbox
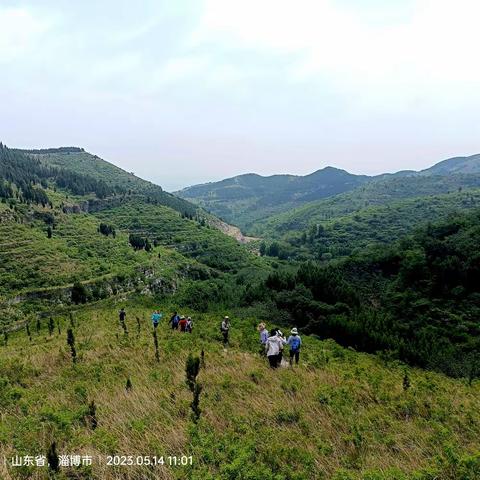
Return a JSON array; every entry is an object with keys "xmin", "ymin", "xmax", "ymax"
[
  {"xmin": 420, "ymin": 153, "xmax": 480, "ymax": 176},
  {"xmin": 176, "ymin": 167, "xmax": 371, "ymax": 229},
  {"xmin": 177, "ymin": 153, "xmax": 480, "ymax": 232}
]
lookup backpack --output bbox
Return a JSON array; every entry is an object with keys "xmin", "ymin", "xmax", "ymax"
[{"xmin": 290, "ymin": 336, "xmax": 301, "ymax": 351}]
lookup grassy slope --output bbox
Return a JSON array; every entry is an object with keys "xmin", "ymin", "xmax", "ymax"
[{"xmin": 0, "ymin": 298, "xmax": 479, "ymax": 480}]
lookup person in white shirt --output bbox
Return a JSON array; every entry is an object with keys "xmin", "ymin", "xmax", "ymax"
[{"xmin": 265, "ymin": 328, "xmax": 286, "ymax": 368}]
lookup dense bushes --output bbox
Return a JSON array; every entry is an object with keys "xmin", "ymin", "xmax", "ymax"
[{"xmin": 257, "ymin": 211, "xmax": 480, "ymax": 378}]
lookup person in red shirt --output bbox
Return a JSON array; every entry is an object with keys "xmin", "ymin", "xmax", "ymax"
[{"xmin": 178, "ymin": 316, "xmax": 188, "ymax": 332}]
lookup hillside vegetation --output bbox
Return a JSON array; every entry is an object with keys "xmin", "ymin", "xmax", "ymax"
[{"xmin": 1, "ymin": 298, "xmax": 479, "ymax": 480}]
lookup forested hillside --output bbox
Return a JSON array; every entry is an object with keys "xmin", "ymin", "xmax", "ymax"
[{"xmin": 177, "ymin": 167, "xmax": 370, "ymax": 229}]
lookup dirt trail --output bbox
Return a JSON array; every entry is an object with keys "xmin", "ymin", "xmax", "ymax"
[{"xmin": 210, "ymin": 219, "xmax": 259, "ymax": 244}]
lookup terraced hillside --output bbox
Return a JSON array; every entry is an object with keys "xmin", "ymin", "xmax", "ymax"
[{"xmin": 0, "ymin": 298, "xmax": 479, "ymax": 480}]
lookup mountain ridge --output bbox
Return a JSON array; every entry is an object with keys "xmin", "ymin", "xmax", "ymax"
[{"xmin": 176, "ymin": 153, "xmax": 480, "ymax": 230}]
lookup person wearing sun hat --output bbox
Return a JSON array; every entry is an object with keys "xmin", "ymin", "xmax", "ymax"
[
  {"xmin": 258, "ymin": 323, "xmax": 269, "ymax": 355},
  {"xmin": 287, "ymin": 327, "xmax": 302, "ymax": 366}
]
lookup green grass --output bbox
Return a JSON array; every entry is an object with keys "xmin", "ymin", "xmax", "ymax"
[{"xmin": 0, "ymin": 297, "xmax": 479, "ymax": 479}]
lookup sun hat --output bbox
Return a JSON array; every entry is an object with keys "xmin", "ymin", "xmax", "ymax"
[{"xmin": 291, "ymin": 328, "xmax": 298, "ymax": 335}]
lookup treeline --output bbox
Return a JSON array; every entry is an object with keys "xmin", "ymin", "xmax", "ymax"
[
  {"xmin": 250, "ymin": 211, "xmax": 480, "ymax": 379},
  {"xmin": 16, "ymin": 147, "xmax": 85, "ymax": 154},
  {"xmin": 0, "ymin": 144, "xmax": 118, "ymax": 202}
]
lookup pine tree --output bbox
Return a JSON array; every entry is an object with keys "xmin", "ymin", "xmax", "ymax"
[
  {"xmin": 190, "ymin": 383, "xmax": 202, "ymax": 423},
  {"xmin": 26, "ymin": 322, "xmax": 31, "ymax": 342},
  {"xmin": 186, "ymin": 354, "xmax": 200, "ymax": 392},
  {"xmin": 47, "ymin": 442, "xmax": 59, "ymax": 472},
  {"xmin": 87, "ymin": 400, "xmax": 98, "ymax": 430},
  {"xmin": 67, "ymin": 328, "xmax": 77, "ymax": 363},
  {"xmin": 48, "ymin": 317, "xmax": 55, "ymax": 336}
]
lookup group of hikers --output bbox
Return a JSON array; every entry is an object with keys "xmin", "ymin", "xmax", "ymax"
[
  {"xmin": 168, "ymin": 311, "xmax": 194, "ymax": 333},
  {"xmin": 118, "ymin": 309, "xmax": 301, "ymax": 368},
  {"xmin": 118, "ymin": 308, "xmax": 193, "ymax": 333},
  {"xmin": 258, "ymin": 323, "xmax": 302, "ymax": 368}
]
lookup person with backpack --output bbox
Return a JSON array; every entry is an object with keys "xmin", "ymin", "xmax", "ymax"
[
  {"xmin": 265, "ymin": 328, "xmax": 284, "ymax": 368},
  {"xmin": 287, "ymin": 328, "xmax": 302, "ymax": 366},
  {"xmin": 178, "ymin": 316, "xmax": 188, "ymax": 332},
  {"xmin": 186, "ymin": 317, "xmax": 193, "ymax": 333},
  {"xmin": 220, "ymin": 316, "xmax": 230, "ymax": 346},
  {"xmin": 169, "ymin": 311, "xmax": 180, "ymax": 330},
  {"xmin": 151, "ymin": 310, "xmax": 162, "ymax": 329}
]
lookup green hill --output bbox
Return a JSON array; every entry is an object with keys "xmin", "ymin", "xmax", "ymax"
[
  {"xmin": 176, "ymin": 167, "xmax": 370, "ymax": 230},
  {"xmin": 17, "ymin": 147, "xmax": 198, "ymax": 216}
]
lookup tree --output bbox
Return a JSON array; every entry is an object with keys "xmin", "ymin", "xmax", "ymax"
[
  {"xmin": 145, "ymin": 238, "xmax": 152, "ymax": 252},
  {"xmin": 71, "ymin": 282, "xmax": 88, "ymax": 304},
  {"xmin": 47, "ymin": 442, "xmax": 59, "ymax": 472},
  {"xmin": 186, "ymin": 354, "xmax": 200, "ymax": 392},
  {"xmin": 67, "ymin": 328, "xmax": 77, "ymax": 363}
]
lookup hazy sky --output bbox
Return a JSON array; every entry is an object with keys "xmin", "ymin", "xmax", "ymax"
[{"xmin": 1, "ymin": 0, "xmax": 479, "ymax": 190}]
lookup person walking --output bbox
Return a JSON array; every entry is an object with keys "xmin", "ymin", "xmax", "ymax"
[
  {"xmin": 119, "ymin": 308, "xmax": 127, "ymax": 333},
  {"xmin": 265, "ymin": 328, "xmax": 284, "ymax": 368},
  {"xmin": 178, "ymin": 316, "xmax": 188, "ymax": 332},
  {"xmin": 258, "ymin": 323, "xmax": 269, "ymax": 355},
  {"xmin": 221, "ymin": 316, "xmax": 230, "ymax": 346},
  {"xmin": 276, "ymin": 330, "xmax": 287, "ymax": 366},
  {"xmin": 151, "ymin": 310, "xmax": 162, "ymax": 329},
  {"xmin": 169, "ymin": 311, "xmax": 180, "ymax": 330},
  {"xmin": 287, "ymin": 328, "xmax": 302, "ymax": 366},
  {"xmin": 186, "ymin": 317, "xmax": 193, "ymax": 333}
]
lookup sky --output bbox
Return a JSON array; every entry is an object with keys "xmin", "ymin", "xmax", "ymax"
[{"xmin": 1, "ymin": 0, "xmax": 479, "ymax": 191}]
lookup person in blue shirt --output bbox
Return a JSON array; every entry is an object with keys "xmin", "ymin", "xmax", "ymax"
[
  {"xmin": 287, "ymin": 328, "xmax": 302, "ymax": 366},
  {"xmin": 169, "ymin": 311, "xmax": 180, "ymax": 330},
  {"xmin": 151, "ymin": 310, "xmax": 162, "ymax": 329}
]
